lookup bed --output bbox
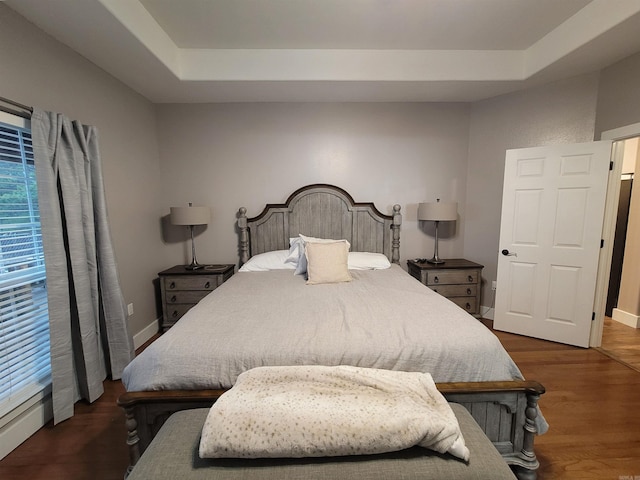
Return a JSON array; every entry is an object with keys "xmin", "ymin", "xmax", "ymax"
[{"xmin": 118, "ymin": 184, "xmax": 545, "ymax": 480}]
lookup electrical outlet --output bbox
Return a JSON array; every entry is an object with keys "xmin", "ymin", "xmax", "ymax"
[
  {"xmin": 127, "ymin": 303, "xmax": 134, "ymax": 316},
  {"xmin": 491, "ymin": 280, "xmax": 497, "ymax": 291}
]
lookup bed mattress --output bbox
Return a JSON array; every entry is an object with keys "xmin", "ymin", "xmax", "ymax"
[{"xmin": 122, "ymin": 265, "xmax": 524, "ymax": 392}]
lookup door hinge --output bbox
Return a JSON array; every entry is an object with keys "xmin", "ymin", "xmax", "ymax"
[
  {"xmin": 601, "ymin": 239, "xmax": 604, "ymax": 248},
  {"xmin": 592, "ymin": 312, "xmax": 596, "ymax": 321},
  {"xmin": 610, "ymin": 161, "xmax": 614, "ymax": 171}
]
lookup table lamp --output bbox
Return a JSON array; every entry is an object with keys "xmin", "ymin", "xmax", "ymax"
[
  {"xmin": 418, "ymin": 199, "xmax": 457, "ymax": 264},
  {"xmin": 170, "ymin": 203, "xmax": 210, "ymax": 270}
]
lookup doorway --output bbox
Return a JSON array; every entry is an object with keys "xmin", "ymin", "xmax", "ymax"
[
  {"xmin": 593, "ymin": 123, "xmax": 640, "ymax": 356},
  {"xmin": 599, "ymin": 135, "xmax": 640, "ymax": 367},
  {"xmin": 605, "ymin": 137, "xmax": 638, "ymax": 320}
]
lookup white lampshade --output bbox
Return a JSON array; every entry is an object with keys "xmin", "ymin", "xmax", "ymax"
[
  {"xmin": 170, "ymin": 205, "xmax": 210, "ymax": 226},
  {"xmin": 418, "ymin": 201, "xmax": 457, "ymax": 222}
]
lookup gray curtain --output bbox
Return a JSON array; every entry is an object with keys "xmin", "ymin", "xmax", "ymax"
[{"xmin": 30, "ymin": 108, "xmax": 134, "ymax": 424}]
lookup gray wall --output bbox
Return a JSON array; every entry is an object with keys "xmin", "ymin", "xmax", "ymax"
[
  {"xmin": 464, "ymin": 73, "xmax": 600, "ymax": 307},
  {"xmin": 5, "ymin": 2, "xmax": 640, "ymax": 338},
  {"xmin": 156, "ymin": 102, "xmax": 471, "ymax": 269},
  {"xmin": 0, "ymin": 4, "xmax": 164, "ymax": 340},
  {"xmin": 595, "ymin": 51, "xmax": 640, "ymax": 137}
]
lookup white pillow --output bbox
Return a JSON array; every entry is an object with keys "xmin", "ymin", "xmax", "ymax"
[
  {"xmin": 238, "ymin": 250, "xmax": 295, "ymax": 272},
  {"xmin": 348, "ymin": 252, "xmax": 391, "ymax": 270},
  {"xmin": 305, "ymin": 241, "xmax": 352, "ymax": 285}
]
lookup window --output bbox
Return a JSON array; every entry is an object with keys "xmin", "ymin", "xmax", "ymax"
[{"xmin": 0, "ymin": 116, "xmax": 50, "ymax": 418}]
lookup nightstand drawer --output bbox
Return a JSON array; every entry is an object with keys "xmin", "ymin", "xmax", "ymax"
[
  {"xmin": 164, "ymin": 304, "xmax": 195, "ymax": 324},
  {"xmin": 165, "ymin": 290, "xmax": 211, "ymax": 304},
  {"xmin": 449, "ymin": 297, "xmax": 477, "ymax": 313},
  {"xmin": 426, "ymin": 269, "xmax": 478, "ymax": 286},
  {"xmin": 430, "ymin": 284, "xmax": 477, "ymax": 297},
  {"xmin": 163, "ymin": 276, "xmax": 220, "ymax": 291},
  {"xmin": 406, "ymin": 259, "xmax": 484, "ymax": 317}
]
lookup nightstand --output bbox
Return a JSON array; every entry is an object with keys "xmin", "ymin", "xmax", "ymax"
[
  {"xmin": 158, "ymin": 264, "xmax": 235, "ymax": 331},
  {"xmin": 407, "ymin": 259, "xmax": 484, "ymax": 316}
]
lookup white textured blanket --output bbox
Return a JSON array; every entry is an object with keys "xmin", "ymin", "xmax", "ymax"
[{"xmin": 199, "ymin": 365, "xmax": 470, "ymax": 461}]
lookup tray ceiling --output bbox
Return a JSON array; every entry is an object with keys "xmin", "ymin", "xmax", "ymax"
[{"xmin": 7, "ymin": 0, "xmax": 640, "ymax": 102}]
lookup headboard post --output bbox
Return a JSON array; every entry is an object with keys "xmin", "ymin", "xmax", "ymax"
[
  {"xmin": 238, "ymin": 207, "xmax": 249, "ymax": 266},
  {"xmin": 391, "ymin": 204, "xmax": 402, "ymax": 264}
]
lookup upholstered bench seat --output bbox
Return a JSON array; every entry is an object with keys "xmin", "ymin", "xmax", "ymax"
[{"xmin": 126, "ymin": 403, "xmax": 517, "ymax": 480}]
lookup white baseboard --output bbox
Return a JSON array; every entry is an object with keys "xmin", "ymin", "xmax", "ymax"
[
  {"xmin": 133, "ymin": 317, "xmax": 160, "ymax": 350},
  {"xmin": 612, "ymin": 308, "xmax": 640, "ymax": 329},
  {"xmin": 0, "ymin": 392, "xmax": 53, "ymax": 460}
]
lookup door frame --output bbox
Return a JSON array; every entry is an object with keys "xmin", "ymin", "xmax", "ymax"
[{"xmin": 591, "ymin": 122, "xmax": 640, "ymax": 346}]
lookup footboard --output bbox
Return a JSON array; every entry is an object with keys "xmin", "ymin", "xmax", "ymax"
[
  {"xmin": 118, "ymin": 389, "xmax": 225, "ymax": 475},
  {"xmin": 118, "ymin": 380, "xmax": 544, "ymax": 479},
  {"xmin": 440, "ymin": 380, "xmax": 545, "ymax": 480}
]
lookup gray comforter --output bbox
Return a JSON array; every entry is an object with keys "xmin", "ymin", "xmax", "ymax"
[{"xmin": 122, "ymin": 265, "xmax": 524, "ymax": 392}]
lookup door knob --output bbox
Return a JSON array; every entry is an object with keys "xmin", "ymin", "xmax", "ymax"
[{"xmin": 501, "ymin": 249, "xmax": 517, "ymax": 257}]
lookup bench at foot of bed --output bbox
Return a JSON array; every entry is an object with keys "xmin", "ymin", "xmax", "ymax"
[
  {"xmin": 125, "ymin": 404, "xmax": 517, "ymax": 480},
  {"xmin": 118, "ymin": 380, "xmax": 544, "ymax": 480}
]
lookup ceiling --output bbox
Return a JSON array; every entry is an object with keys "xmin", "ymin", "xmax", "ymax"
[{"xmin": 7, "ymin": 0, "xmax": 640, "ymax": 103}]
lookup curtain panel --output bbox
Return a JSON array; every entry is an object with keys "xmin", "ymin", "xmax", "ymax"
[{"xmin": 31, "ymin": 109, "xmax": 134, "ymax": 424}]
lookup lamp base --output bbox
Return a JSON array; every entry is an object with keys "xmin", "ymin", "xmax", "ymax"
[
  {"xmin": 185, "ymin": 262, "xmax": 204, "ymax": 271},
  {"xmin": 185, "ymin": 224, "xmax": 205, "ymax": 270},
  {"xmin": 427, "ymin": 220, "xmax": 446, "ymax": 265}
]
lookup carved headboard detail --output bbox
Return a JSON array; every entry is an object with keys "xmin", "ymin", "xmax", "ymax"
[{"xmin": 238, "ymin": 184, "xmax": 402, "ymax": 265}]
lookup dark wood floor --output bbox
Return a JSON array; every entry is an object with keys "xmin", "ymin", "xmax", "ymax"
[
  {"xmin": 489, "ymin": 321, "xmax": 640, "ymax": 479},
  {"xmin": 0, "ymin": 378, "xmax": 129, "ymax": 479},
  {"xmin": 1, "ymin": 322, "xmax": 640, "ymax": 480},
  {"xmin": 598, "ymin": 316, "xmax": 640, "ymax": 373}
]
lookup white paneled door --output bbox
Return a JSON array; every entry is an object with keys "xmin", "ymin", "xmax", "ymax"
[{"xmin": 494, "ymin": 141, "xmax": 612, "ymax": 347}]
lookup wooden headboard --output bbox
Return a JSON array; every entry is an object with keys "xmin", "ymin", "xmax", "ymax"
[{"xmin": 238, "ymin": 184, "xmax": 402, "ymax": 265}]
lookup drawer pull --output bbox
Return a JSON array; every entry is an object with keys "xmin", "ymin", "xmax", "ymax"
[
  {"xmin": 468, "ymin": 275, "xmax": 473, "ymax": 283},
  {"xmin": 204, "ymin": 281, "xmax": 211, "ymax": 289},
  {"xmin": 169, "ymin": 281, "xmax": 176, "ymax": 289},
  {"xmin": 465, "ymin": 302, "xmax": 471, "ymax": 310},
  {"xmin": 467, "ymin": 288, "xmax": 472, "ymax": 295},
  {"xmin": 171, "ymin": 295, "xmax": 177, "ymax": 302},
  {"xmin": 433, "ymin": 288, "xmax": 438, "ymax": 293},
  {"xmin": 434, "ymin": 276, "xmax": 439, "ymax": 284},
  {"xmin": 172, "ymin": 310, "xmax": 178, "ymax": 318}
]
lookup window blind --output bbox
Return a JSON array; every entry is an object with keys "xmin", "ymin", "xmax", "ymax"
[{"xmin": 0, "ymin": 120, "xmax": 51, "ymax": 418}]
